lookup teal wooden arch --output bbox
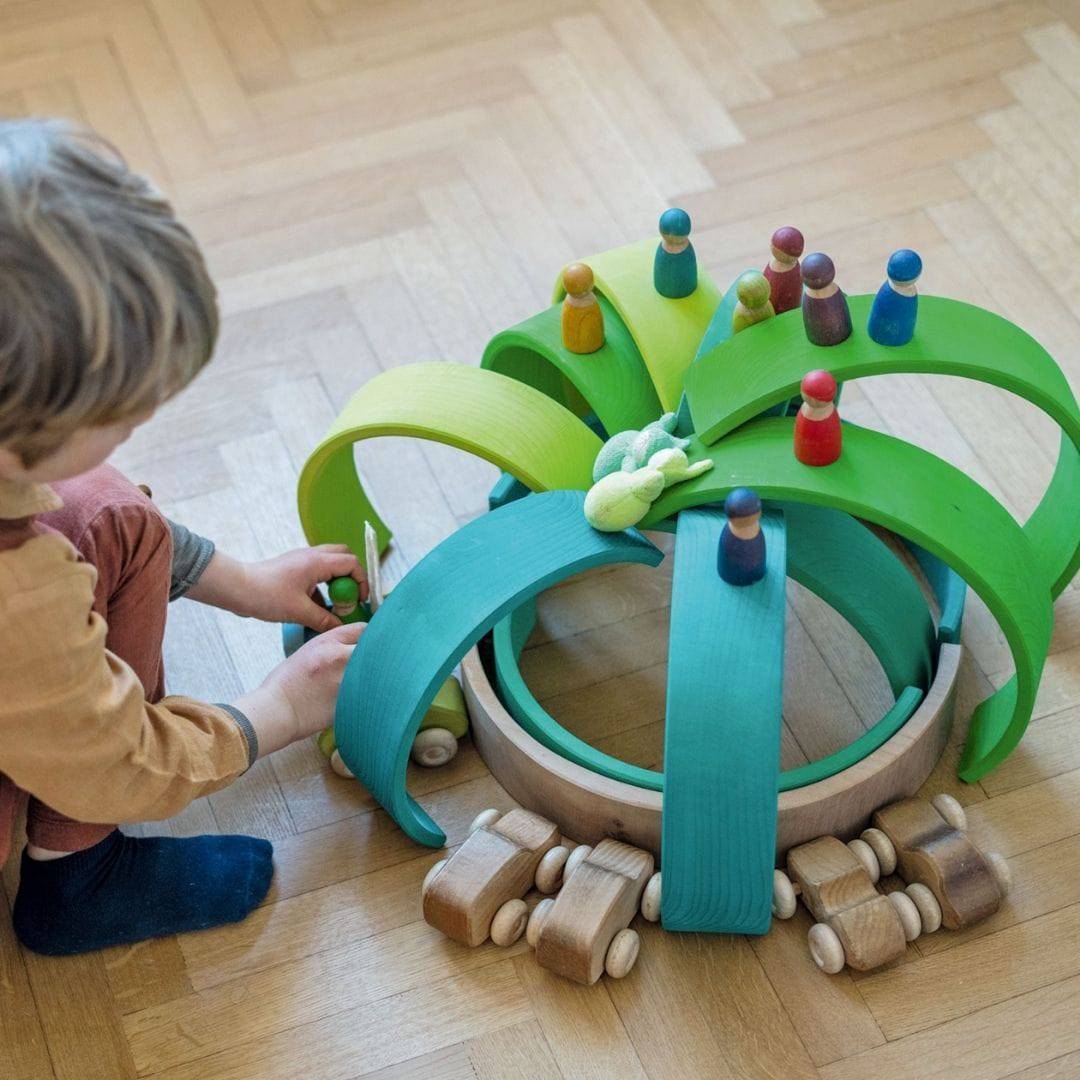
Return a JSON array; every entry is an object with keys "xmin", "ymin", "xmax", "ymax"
[
  {"xmin": 332, "ymin": 490, "xmax": 662, "ymax": 847},
  {"xmin": 491, "ymin": 500, "xmax": 938, "ymax": 794}
]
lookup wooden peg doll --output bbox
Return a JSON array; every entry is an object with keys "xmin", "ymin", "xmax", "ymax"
[
  {"xmin": 794, "ymin": 369, "xmax": 841, "ymax": 466},
  {"xmin": 718, "ymin": 487, "xmax": 766, "ymax": 585},
  {"xmin": 867, "ymin": 249, "xmax": 922, "ymax": 346},
  {"xmin": 732, "ymin": 270, "xmax": 775, "ymax": 333},
  {"xmin": 801, "ymin": 253, "xmax": 852, "ymax": 346},
  {"xmin": 653, "ymin": 208, "xmax": 697, "ymax": 298},
  {"xmin": 328, "ymin": 576, "xmax": 361, "ymax": 622},
  {"xmin": 763, "ymin": 225, "xmax": 804, "ymax": 314},
  {"xmin": 561, "ymin": 262, "xmax": 604, "ymax": 354}
]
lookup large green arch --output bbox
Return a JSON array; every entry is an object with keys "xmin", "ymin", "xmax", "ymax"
[
  {"xmin": 642, "ymin": 418, "xmax": 1054, "ymax": 781},
  {"xmin": 296, "ymin": 363, "xmax": 600, "ymax": 564},
  {"xmin": 684, "ymin": 294, "xmax": 1080, "ymax": 598}
]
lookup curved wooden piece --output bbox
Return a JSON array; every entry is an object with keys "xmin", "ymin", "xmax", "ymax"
[
  {"xmin": 463, "ymin": 642, "xmax": 962, "ymax": 861},
  {"xmin": 296, "ymin": 363, "xmax": 602, "ymax": 562},
  {"xmin": 492, "ymin": 504, "xmax": 936, "ymax": 792},
  {"xmin": 482, "ymin": 297, "xmax": 662, "ymax": 437},
  {"xmin": 553, "ymin": 238, "xmax": 722, "ymax": 412},
  {"xmin": 333, "ymin": 490, "xmax": 662, "ymax": 847},
  {"xmin": 642, "ymin": 419, "xmax": 1053, "ymax": 782},
  {"xmin": 683, "ymin": 294, "xmax": 1080, "ymax": 599},
  {"xmin": 661, "ymin": 507, "xmax": 786, "ymax": 934}
]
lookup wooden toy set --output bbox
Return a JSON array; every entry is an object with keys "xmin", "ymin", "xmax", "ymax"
[{"xmin": 284, "ymin": 213, "xmax": 1078, "ymax": 979}]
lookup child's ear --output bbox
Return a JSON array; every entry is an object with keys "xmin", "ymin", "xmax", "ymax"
[{"xmin": 0, "ymin": 445, "xmax": 27, "ymax": 480}]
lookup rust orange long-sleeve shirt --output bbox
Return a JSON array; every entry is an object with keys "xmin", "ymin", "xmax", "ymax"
[{"xmin": 0, "ymin": 478, "xmax": 251, "ymax": 854}]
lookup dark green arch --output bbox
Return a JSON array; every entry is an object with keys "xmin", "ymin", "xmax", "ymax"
[
  {"xmin": 641, "ymin": 418, "xmax": 1054, "ymax": 781},
  {"xmin": 684, "ymin": 294, "xmax": 1080, "ymax": 598}
]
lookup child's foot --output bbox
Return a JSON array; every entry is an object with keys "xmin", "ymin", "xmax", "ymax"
[{"xmin": 12, "ymin": 830, "xmax": 274, "ymax": 956}]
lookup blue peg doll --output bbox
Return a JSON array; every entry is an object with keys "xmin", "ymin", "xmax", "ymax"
[
  {"xmin": 718, "ymin": 488, "xmax": 766, "ymax": 586},
  {"xmin": 653, "ymin": 208, "xmax": 697, "ymax": 298},
  {"xmin": 867, "ymin": 249, "xmax": 922, "ymax": 346}
]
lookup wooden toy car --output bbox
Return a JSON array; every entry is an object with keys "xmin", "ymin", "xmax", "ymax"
[
  {"xmin": 525, "ymin": 838, "xmax": 661, "ymax": 984},
  {"xmin": 772, "ymin": 834, "xmax": 922, "ymax": 974},
  {"xmin": 772, "ymin": 794, "xmax": 1012, "ymax": 973},
  {"xmin": 872, "ymin": 793, "xmax": 1011, "ymax": 929},
  {"xmin": 421, "ymin": 807, "xmax": 570, "ymax": 947}
]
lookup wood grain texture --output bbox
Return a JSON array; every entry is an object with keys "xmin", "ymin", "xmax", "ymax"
[{"xmin": 2, "ymin": 3, "xmax": 1079, "ymax": 1077}]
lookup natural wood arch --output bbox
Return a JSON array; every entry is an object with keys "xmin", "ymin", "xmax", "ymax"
[{"xmin": 462, "ymin": 643, "xmax": 962, "ymax": 862}]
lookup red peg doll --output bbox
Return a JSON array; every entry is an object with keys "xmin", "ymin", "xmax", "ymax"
[{"xmin": 794, "ymin": 369, "xmax": 841, "ymax": 466}]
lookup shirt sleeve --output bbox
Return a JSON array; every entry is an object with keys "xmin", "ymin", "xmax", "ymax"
[
  {"xmin": 0, "ymin": 533, "xmax": 253, "ymax": 824},
  {"xmin": 167, "ymin": 518, "xmax": 216, "ymax": 601}
]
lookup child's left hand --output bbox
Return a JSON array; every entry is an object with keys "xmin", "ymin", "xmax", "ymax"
[{"xmin": 240, "ymin": 545, "xmax": 369, "ymax": 631}]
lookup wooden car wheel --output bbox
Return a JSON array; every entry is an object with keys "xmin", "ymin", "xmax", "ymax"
[
  {"xmin": 604, "ymin": 928, "xmax": 640, "ymax": 979},
  {"xmin": 641, "ymin": 872, "xmax": 662, "ymax": 922},
  {"xmin": 563, "ymin": 844, "xmax": 593, "ymax": 881},
  {"xmin": 469, "ymin": 808, "xmax": 501, "ymax": 835},
  {"xmin": 860, "ymin": 827, "xmax": 897, "ymax": 876},
  {"xmin": 534, "ymin": 845, "xmax": 571, "ymax": 894},
  {"xmin": 772, "ymin": 869, "xmax": 798, "ymax": 920},
  {"xmin": 846, "ymin": 837, "xmax": 881, "ymax": 883},
  {"xmin": 985, "ymin": 851, "xmax": 1012, "ymax": 897},
  {"xmin": 808, "ymin": 923, "xmax": 846, "ymax": 974},
  {"xmin": 490, "ymin": 899, "xmax": 529, "ymax": 946},
  {"xmin": 329, "ymin": 750, "xmax": 355, "ymax": 779},
  {"xmin": 905, "ymin": 882, "xmax": 942, "ymax": 933},
  {"xmin": 526, "ymin": 897, "xmax": 555, "ymax": 948},
  {"xmin": 887, "ymin": 889, "xmax": 922, "ymax": 941},
  {"xmin": 411, "ymin": 727, "xmax": 458, "ymax": 768},
  {"xmin": 931, "ymin": 793, "xmax": 967, "ymax": 831}
]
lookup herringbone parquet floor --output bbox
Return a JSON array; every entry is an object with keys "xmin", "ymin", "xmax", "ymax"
[{"xmin": 2, "ymin": 1, "xmax": 1080, "ymax": 1078}]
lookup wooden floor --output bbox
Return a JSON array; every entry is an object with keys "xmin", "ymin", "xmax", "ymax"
[{"xmin": 2, "ymin": 0, "xmax": 1080, "ymax": 1077}]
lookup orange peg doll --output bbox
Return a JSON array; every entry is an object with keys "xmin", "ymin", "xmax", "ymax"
[{"xmin": 561, "ymin": 263, "xmax": 604, "ymax": 354}]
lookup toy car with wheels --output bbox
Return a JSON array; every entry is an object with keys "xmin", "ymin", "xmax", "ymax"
[
  {"xmin": 772, "ymin": 834, "xmax": 920, "ymax": 974},
  {"xmin": 872, "ymin": 793, "xmax": 1011, "ymax": 929},
  {"xmin": 525, "ymin": 838, "xmax": 660, "ymax": 983},
  {"xmin": 283, "ymin": 522, "xmax": 469, "ymax": 770},
  {"xmin": 421, "ymin": 807, "xmax": 571, "ymax": 947}
]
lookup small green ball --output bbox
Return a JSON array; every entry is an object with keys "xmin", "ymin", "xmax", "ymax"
[
  {"xmin": 328, "ymin": 576, "xmax": 359, "ymax": 606},
  {"xmin": 736, "ymin": 270, "xmax": 771, "ymax": 308}
]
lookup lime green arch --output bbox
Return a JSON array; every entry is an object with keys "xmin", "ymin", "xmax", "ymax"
[
  {"xmin": 553, "ymin": 237, "xmax": 721, "ymax": 412},
  {"xmin": 684, "ymin": 294, "xmax": 1080, "ymax": 598},
  {"xmin": 642, "ymin": 418, "xmax": 1054, "ymax": 782},
  {"xmin": 296, "ymin": 363, "xmax": 601, "ymax": 564}
]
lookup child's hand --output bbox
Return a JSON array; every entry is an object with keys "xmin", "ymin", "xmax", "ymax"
[
  {"xmin": 239, "ymin": 545, "xmax": 369, "ymax": 631},
  {"xmin": 233, "ymin": 621, "xmax": 366, "ymax": 754}
]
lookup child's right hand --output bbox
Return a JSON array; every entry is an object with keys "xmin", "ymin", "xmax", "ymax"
[{"xmin": 231, "ymin": 622, "xmax": 365, "ymax": 759}]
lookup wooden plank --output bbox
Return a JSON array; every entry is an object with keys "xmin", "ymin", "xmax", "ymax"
[
  {"xmin": 468, "ymin": 1019, "xmax": 560, "ymax": 1079},
  {"xmin": 124, "ymin": 919, "xmax": 529, "ymax": 1073},
  {"xmin": 147, "ymin": 963, "xmax": 532, "ymax": 1080},
  {"xmin": 820, "ymin": 972, "xmax": 1080, "ymax": 1080},
  {"xmin": 0, "ymin": 883, "xmax": 54, "ymax": 1079},
  {"xmin": 512, "ymin": 954, "xmax": 646, "ymax": 1079}
]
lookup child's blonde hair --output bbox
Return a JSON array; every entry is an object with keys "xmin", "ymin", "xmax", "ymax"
[{"xmin": 0, "ymin": 118, "xmax": 217, "ymax": 466}]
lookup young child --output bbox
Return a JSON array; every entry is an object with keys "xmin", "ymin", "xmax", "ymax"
[{"xmin": 0, "ymin": 118, "xmax": 369, "ymax": 956}]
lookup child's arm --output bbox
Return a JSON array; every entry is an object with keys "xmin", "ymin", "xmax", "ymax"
[
  {"xmin": 179, "ymin": 536, "xmax": 369, "ymax": 632},
  {"xmin": 0, "ymin": 534, "xmax": 361, "ymax": 826}
]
